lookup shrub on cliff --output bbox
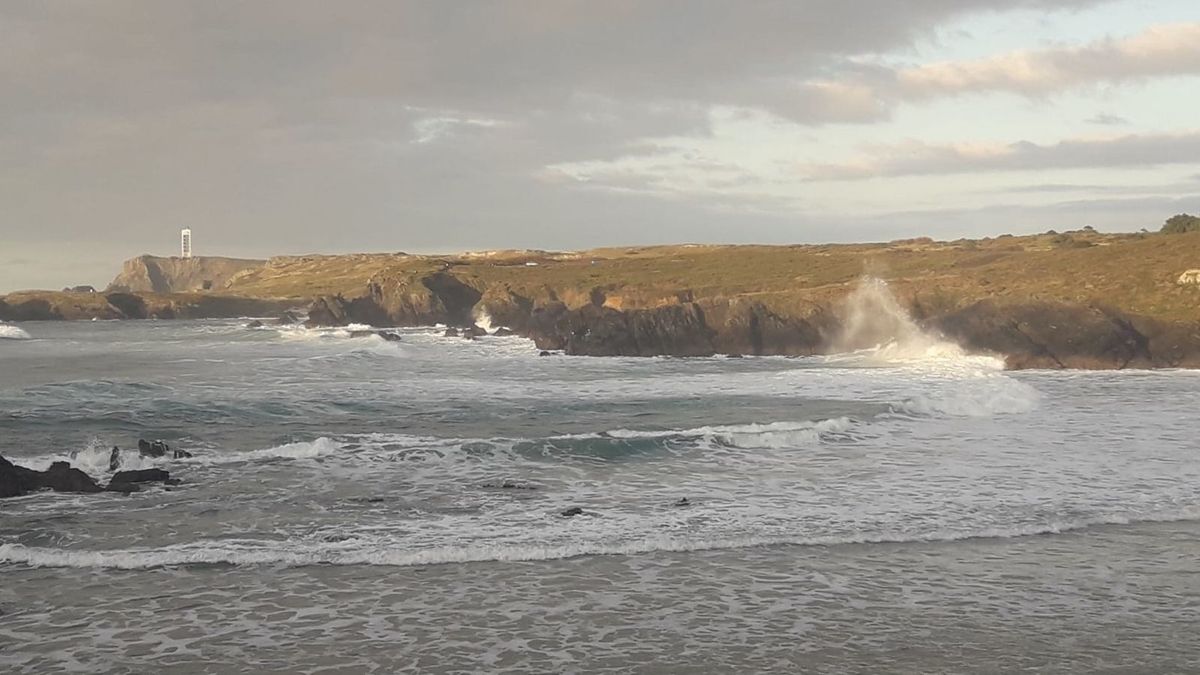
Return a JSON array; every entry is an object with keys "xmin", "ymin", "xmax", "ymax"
[{"xmin": 1161, "ymin": 214, "xmax": 1200, "ymax": 234}]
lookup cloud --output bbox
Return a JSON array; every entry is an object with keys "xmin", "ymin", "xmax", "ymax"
[
  {"xmin": 1086, "ymin": 113, "xmax": 1130, "ymax": 125},
  {"xmin": 7, "ymin": 0, "xmax": 1197, "ymax": 292},
  {"xmin": 893, "ymin": 22, "xmax": 1200, "ymax": 98},
  {"xmin": 789, "ymin": 22, "xmax": 1200, "ymax": 118},
  {"xmin": 801, "ymin": 131, "xmax": 1200, "ymax": 180}
]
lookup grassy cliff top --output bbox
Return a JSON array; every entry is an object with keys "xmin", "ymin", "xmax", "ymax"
[
  {"xmin": 6, "ymin": 230, "xmax": 1198, "ymax": 323},
  {"xmin": 216, "ymin": 230, "xmax": 1200, "ymax": 322}
]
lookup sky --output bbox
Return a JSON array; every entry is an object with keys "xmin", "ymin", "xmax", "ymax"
[{"xmin": 2, "ymin": 0, "xmax": 1200, "ymax": 292}]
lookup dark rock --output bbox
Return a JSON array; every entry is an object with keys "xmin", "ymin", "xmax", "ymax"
[
  {"xmin": 929, "ymin": 301, "xmax": 1183, "ymax": 369},
  {"xmin": 560, "ymin": 506, "xmax": 585, "ymax": 517},
  {"xmin": 700, "ymin": 298, "xmax": 827, "ymax": 357},
  {"xmin": 41, "ymin": 461, "xmax": 103, "ymax": 493},
  {"xmin": 673, "ymin": 497, "xmax": 691, "ymax": 507},
  {"xmin": 0, "ymin": 455, "xmax": 34, "ymax": 498},
  {"xmin": 443, "ymin": 327, "xmax": 460, "ymax": 337},
  {"xmin": 538, "ymin": 350, "xmax": 554, "ymax": 357},
  {"xmin": 528, "ymin": 302, "xmax": 716, "ymax": 357},
  {"xmin": 164, "ymin": 478, "xmax": 182, "ymax": 486},
  {"xmin": 273, "ymin": 310, "xmax": 301, "ymax": 326},
  {"xmin": 109, "ymin": 446, "xmax": 121, "ymax": 472},
  {"xmin": 111, "ymin": 469, "xmax": 171, "ymax": 484},
  {"xmin": 137, "ymin": 439, "xmax": 171, "ymax": 458},
  {"xmin": 726, "ymin": 353, "xmax": 744, "ymax": 359},
  {"xmin": 378, "ymin": 331, "xmax": 403, "ymax": 342},
  {"xmin": 173, "ymin": 448, "xmax": 193, "ymax": 459},
  {"xmin": 305, "ymin": 295, "xmax": 351, "ymax": 327},
  {"xmin": 246, "ymin": 320, "xmax": 264, "ymax": 328},
  {"xmin": 492, "ymin": 327, "xmax": 515, "ymax": 337},
  {"xmin": 462, "ymin": 325, "xmax": 487, "ymax": 338},
  {"xmin": 348, "ymin": 330, "xmax": 375, "ymax": 338}
]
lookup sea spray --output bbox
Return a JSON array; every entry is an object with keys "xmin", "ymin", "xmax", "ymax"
[
  {"xmin": 0, "ymin": 323, "xmax": 32, "ymax": 340},
  {"xmin": 832, "ymin": 276, "xmax": 972, "ymax": 362}
]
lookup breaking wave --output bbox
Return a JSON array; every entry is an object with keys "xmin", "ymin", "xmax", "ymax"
[
  {"xmin": 4, "ymin": 510, "xmax": 1196, "ymax": 570},
  {"xmin": 830, "ymin": 277, "xmax": 996, "ymax": 369},
  {"xmin": 0, "ymin": 323, "xmax": 31, "ymax": 340}
]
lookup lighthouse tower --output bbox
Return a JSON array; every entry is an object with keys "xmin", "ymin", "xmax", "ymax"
[{"xmin": 181, "ymin": 228, "xmax": 193, "ymax": 258}]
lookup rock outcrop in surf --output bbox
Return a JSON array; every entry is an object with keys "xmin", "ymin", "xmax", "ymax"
[{"xmin": 0, "ymin": 454, "xmax": 181, "ymax": 498}]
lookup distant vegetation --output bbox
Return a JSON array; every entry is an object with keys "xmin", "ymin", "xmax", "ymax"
[{"xmin": 1161, "ymin": 214, "xmax": 1200, "ymax": 234}]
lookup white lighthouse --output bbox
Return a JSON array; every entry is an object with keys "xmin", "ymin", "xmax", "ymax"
[{"xmin": 181, "ymin": 228, "xmax": 193, "ymax": 258}]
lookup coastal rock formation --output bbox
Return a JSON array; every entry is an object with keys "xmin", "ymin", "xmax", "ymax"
[
  {"xmin": 135, "ymin": 439, "xmax": 191, "ymax": 459},
  {"xmin": 108, "ymin": 255, "xmax": 266, "ymax": 294},
  {"xmin": 0, "ymin": 457, "xmax": 103, "ymax": 497},
  {"xmin": 10, "ymin": 231, "xmax": 1200, "ymax": 369},
  {"xmin": 0, "ymin": 290, "xmax": 293, "ymax": 321},
  {"xmin": 528, "ymin": 301, "xmax": 717, "ymax": 357},
  {"xmin": 1, "ymin": 455, "xmax": 181, "ymax": 498}
]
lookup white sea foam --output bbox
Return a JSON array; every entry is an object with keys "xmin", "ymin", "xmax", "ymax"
[
  {"xmin": 4, "ymin": 510, "xmax": 1195, "ymax": 570},
  {"xmin": 473, "ymin": 307, "xmax": 496, "ymax": 333},
  {"xmin": 830, "ymin": 277, "xmax": 998, "ymax": 370},
  {"xmin": 604, "ymin": 417, "xmax": 855, "ymax": 448},
  {"xmin": 0, "ymin": 323, "xmax": 31, "ymax": 340},
  {"xmin": 17, "ymin": 438, "xmax": 165, "ymax": 475},
  {"xmin": 895, "ymin": 379, "xmax": 1041, "ymax": 417},
  {"xmin": 178, "ymin": 437, "xmax": 344, "ymax": 465}
]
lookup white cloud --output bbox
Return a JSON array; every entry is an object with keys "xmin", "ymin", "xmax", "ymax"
[{"xmin": 893, "ymin": 23, "xmax": 1200, "ymax": 98}]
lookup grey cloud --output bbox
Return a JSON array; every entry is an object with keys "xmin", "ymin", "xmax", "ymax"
[
  {"xmin": 0, "ymin": 0, "xmax": 1137, "ymax": 292},
  {"xmin": 802, "ymin": 132, "xmax": 1200, "ymax": 180}
]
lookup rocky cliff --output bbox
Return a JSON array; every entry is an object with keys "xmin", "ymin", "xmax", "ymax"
[
  {"xmin": 7, "ymin": 230, "xmax": 1200, "ymax": 369},
  {"xmin": 284, "ymin": 231, "xmax": 1200, "ymax": 369},
  {"xmin": 0, "ymin": 290, "xmax": 294, "ymax": 321},
  {"xmin": 107, "ymin": 255, "xmax": 266, "ymax": 293}
]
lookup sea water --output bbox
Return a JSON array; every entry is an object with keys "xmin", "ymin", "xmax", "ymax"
[{"xmin": 1, "ymin": 313, "xmax": 1199, "ymax": 672}]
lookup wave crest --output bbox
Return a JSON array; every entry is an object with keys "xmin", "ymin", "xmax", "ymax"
[
  {"xmin": 4, "ymin": 510, "xmax": 1195, "ymax": 570},
  {"xmin": 0, "ymin": 324, "xmax": 31, "ymax": 340}
]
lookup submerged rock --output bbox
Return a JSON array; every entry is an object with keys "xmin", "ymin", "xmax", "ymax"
[
  {"xmin": 462, "ymin": 324, "xmax": 487, "ymax": 338},
  {"xmin": 443, "ymin": 327, "xmax": 459, "ymax": 337},
  {"xmin": 111, "ymin": 468, "xmax": 171, "ymax": 484},
  {"xmin": 378, "ymin": 331, "xmax": 403, "ymax": 342},
  {"xmin": 273, "ymin": 310, "xmax": 301, "ymax": 326},
  {"xmin": 137, "ymin": 439, "xmax": 171, "ymax": 458},
  {"xmin": 673, "ymin": 497, "xmax": 691, "ymax": 507},
  {"xmin": 560, "ymin": 506, "xmax": 585, "ymax": 517},
  {"xmin": 492, "ymin": 327, "xmax": 515, "ymax": 337},
  {"xmin": 107, "ymin": 468, "xmax": 177, "ymax": 493},
  {"xmin": 246, "ymin": 320, "xmax": 264, "ymax": 328}
]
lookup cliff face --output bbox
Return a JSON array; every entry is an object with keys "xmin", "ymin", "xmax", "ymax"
[
  {"xmin": 300, "ymin": 274, "xmax": 1200, "ymax": 368},
  {"xmin": 8, "ymin": 231, "xmax": 1200, "ymax": 369},
  {"xmin": 0, "ymin": 290, "xmax": 294, "ymax": 321},
  {"xmin": 107, "ymin": 255, "xmax": 266, "ymax": 294}
]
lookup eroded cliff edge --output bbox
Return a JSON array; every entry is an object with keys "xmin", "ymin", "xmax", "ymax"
[
  {"xmin": 107, "ymin": 255, "xmax": 266, "ymax": 294},
  {"xmin": 5, "ymin": 230, "xmax": 1200, "ymax": 369}
]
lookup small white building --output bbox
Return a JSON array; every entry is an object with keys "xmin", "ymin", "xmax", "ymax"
[{"xmin": 181, "ymin": 228, "xmax": 193, "ymax": 258}]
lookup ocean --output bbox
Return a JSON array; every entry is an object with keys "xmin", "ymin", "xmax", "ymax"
[{"xmin": 1, "ymin": 316, "xmax": 1199, "ymax": 673}]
